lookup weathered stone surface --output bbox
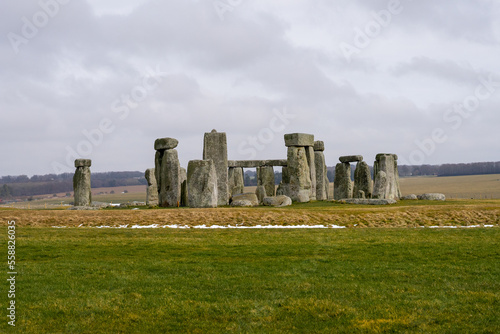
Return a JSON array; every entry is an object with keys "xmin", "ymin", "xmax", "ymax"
[
  {"xmin": 418, "ymin": 193, "xmax": 446, "ymax": 201},
  {"xmin": 339, "ymin": 155, "xmax": 363, "ymax": 163},
  {"xmin": 376, "ymin": 153, "xmax": 398, "ymax": 161},
  {"xmin": 313, "ymin": 141, "xmax": 325, "ymax": 152},
  {"xmin": 203, "ymin": 130, "xmax": 228, "ymax": 206},
  {"xmin": 228, "ymin": 167, "xmax": 244, "ymax": 197},
  {"xmin": 357, "ymin": 190, "xmax": 366, "ymax": 199},
  {"xmin": 284, "ymin": 133, "xmax": 314, "ymax": 147},
  {"xmin": 75, "ymin": 159, "xmax": 91, "ymax": 168},
  {"xmin": 314, "ymin": 151, "xmax": 329, "ymax": 200},
  {"xmin": 156, "ymin": 149, "xmax": 181, "ymax": 207},
  {"xmin": 263, "ymin": 195, "xmax": 292, "ymax": 207},
  {"xmin": 372, "ymin": 154, "xmax": 401, "ymax": 200},
  {"xmin": 154, "ymin": 137, "xmax": 178, "ymax": 150},
  {"xmin": 353, "ymin": 161, "xmax": 373, "ymax": 199},
  {"xmin": 401, "ymin": 194, "xmax": 418, "ymax": 200},
  {"xmin": 285, "ymin": 146, "xmax": 312, "ymax": 202},
  {"xmin": 333, "ymin": 162, "xmax": 352, "ymax": 200},
  {"xmin": 73, "ymin": 163, "xmax": 91, "ymax": 207},
  {"xmin": 255, "ymin": 186, "xmax": 266, "ymax": 205},
  {"xmin": 228, "ymin": 160, "xmax": 287, "ymax": 168},
  {"xmin": 339, "ymin": 198, "xmax": 397, "ymax": 205},
  {"xmin": 145, "ymin": 168, "xmax": 158, "ymax": 207},
  {"xmin": 230, "ymin": 193, "xmax": 259, "ymax": 207},
  {"xmin": 305, "ymin": 146, "xmax": 316, "ymax": 201},
  {"xmin": 372, "ymin": 171, "xmax": 387, "ymax": 199},
  {"xmin": 257, "ymin": 166, "xmax": 275, "ymax": 197},
  {"xmin": 187, "ymin": 160, "xmax": 218, "ymax": 208},
  {"xmin": 180, "ymin": 167, "xmax": 188, "ymax": 207}
]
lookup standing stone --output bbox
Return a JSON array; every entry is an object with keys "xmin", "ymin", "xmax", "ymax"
[
  {"xmin": 257, "ymin": 166, "xmax": 275, "ymax": 197},
  {"xmin": 203, "ymin": 130, "xmax": 228, "ymax": 206},
  {"xmin": 305, "ymin": 146, "xmax": 316, "ymax": 200},
  {"xmin": 180, "ymin": 167, "xmax": 188, "ymax": 207},
  {"xmin": 154, "ymin": 138, "xmax": 181, "ymax": 207},
  {"xmin": 286, "ymin": 146, "xmax": 312, "ymax": 202},
  {"xmin": 333, "ymin": 162, "xmax": 352, "ymax": 200},
  {"xmin": 353, "ymin": 161, "xmax": 373, "ymax": 199},
  {"xmin": 314, "ymin": 141, "xmax": 329, "ymax": 201},
  {"xmin": 187, "ymin": 160, "xmax": 218, "ymax": 208},
  {"xmin": 73, "ymin": 159, "xmax": 92, "ymax": 207},
  {"xmin": 372, "ymin": 154, "xmax": 401, "ymax": 200},
  {"xmin": 255, "ymin": 185, "xmax": 266, "ymax": 205},
  {"xmin": 276, "ymin": 167, "xmax": 290, "ymax": 196},
  {"xmin": 228, "ymin": 167, "xmax": 245, "ymax": 196},
  {"xmin": 145, "ymin": 168, "xmax": 158, "ymax": 207}
]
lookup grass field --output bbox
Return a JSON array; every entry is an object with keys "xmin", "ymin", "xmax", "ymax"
[{"xmin": 0, "ymin": 227, "xmax": 498, "ymax": 333}]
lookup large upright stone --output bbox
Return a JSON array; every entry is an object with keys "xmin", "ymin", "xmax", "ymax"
[
  {"xmin": 286, "ymin": 146, "xmax": 312, "ymax": 202},
  {"xmin": 187, "ymin": 160, "xmax": 218, "ymax": 208},
  {"xmin": 333, "ymin": 162, "xmax": 352, "ymax": 200},
  {"xmin": 372, "ymin": 154, "xmax": 401, "ymax": 200},
  {"xmin": 257, "ymin": 166, "xmax": 275, "ymax": 197},
  {"xmin": 314, "ymin": 141, "xmax": 329, "ymax": 201},
  {"xmin": 353, "ymin": 161, "xmax": 373, "ymax": 199},
  {"xmin": 145, "ymin": 168, "xmax": 158, "ymax": 207},
  {"xmin": 73, "ymin": 159, "xmax": 91, "ymax": 207},
  {"xmin": 203, "ymin": 130, "xmax": 228, "ymax": 206},
  {"xmin": 228, "ymin": 167, "xmax": 244, "ymax": 196},
  {"xmin": 305, "ymin": 146, "xmax": 316, "ymax": 200},
  {"xmin": 154, "ymin": 137, "xmax": 181, "ymax": 207},
  {"xmin": 180, "ymin": 167, "xmax": 188, "ymax": 207}
]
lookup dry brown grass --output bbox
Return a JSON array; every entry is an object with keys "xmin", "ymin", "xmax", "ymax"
[{"xmin": 1, "ymin": 199, "xmax": 498, "ymax": 228}]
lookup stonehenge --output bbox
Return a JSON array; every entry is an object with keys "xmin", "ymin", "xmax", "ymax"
[
  {"xmin": 372, "ymin": 154, "xmax": 402, "ymax": 200},
  {"xmin": 73, "ymin": 159, "xmax": 92, "ymax": 207},
  {"xmin": 155, "ymin": 138, "xmax": 181, "ymax": 207},
  {"xmin": 145, "ymin": 168, "xmax": 158, "ymax": 207},
  {"xmin": 228, "ymin": 167, "xmax": 244, "ymax": 197},
  {"xmin": 353, "ymin": 161, "xmax": 373, "ymax": 199},
  {"xmin": 257, "ymin": 166, "xmax": 275, "ymax": 197},
  {"xmin": 333, "ymin": 161, "xmax": 352, "ymax": 200}
]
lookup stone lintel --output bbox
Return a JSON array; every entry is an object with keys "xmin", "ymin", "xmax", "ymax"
[
  {"xmin": 228, "ymin": 160, "xmax": 287, "ymax": 168},
  {"xmin": 313, "ymin": 141, "xmax": 325, "ymax": 152},
  {"xmin": 154, "ymin": 137, "xmax": 179, "ymax": 151},
  {"xmin": 75, "ymin": 159, "xmax": 92, "ymax": 168},
  {"xmin": 376, "ymin": 153, "xmax": 398, "ymax": 161},
  {"xmin": 284, "ymin": 133, "xmax": 314, "ymax": 147},
  {"xmin": 339, "ymin": 155, "xmax": 363, "ymax": 163}
]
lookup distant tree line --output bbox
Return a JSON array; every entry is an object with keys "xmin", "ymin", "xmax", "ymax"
[
  {"xmin": 1, "ymin": 162, "xmax": 499, "ymax": 199},
  {"xmin": 0, "ymin": 171, "xmax": 145, "ymax": 199}
]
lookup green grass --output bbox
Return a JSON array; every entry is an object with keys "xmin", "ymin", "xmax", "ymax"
[{"xmin": 2, "ymin": 228, "xmax": 499, "ymax": 333}]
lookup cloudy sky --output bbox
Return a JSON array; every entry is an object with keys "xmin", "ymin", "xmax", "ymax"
[{"xmin": 1, "ymin": 0, "xmax": 499, "ymax": 176}]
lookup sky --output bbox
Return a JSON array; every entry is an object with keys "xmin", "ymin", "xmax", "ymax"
[{"xmin": 1, "ymin": 0, "xmax": 499, "ymax": 177}]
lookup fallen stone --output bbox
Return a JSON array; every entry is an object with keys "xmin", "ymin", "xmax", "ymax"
[
  {"xmin": 339, "ymin": 198, "xmax": 397, "ymax": 205},
  {"xmin": 263, "ymin": 195, "xmax": 292, "ymax": 207},
  {"xmin": 154, "ymin": 137, "xmax": 179, "ymax": 150},
  {"xmin": 284, "ymin": 133, "xmax": 314, "ymax": 147},
  {"xmin": 187, "ymin": 160, "xmax": 218, "ymax": 208},
  {"xmin": 401, "ymin": 194, "xmax": 418, "ymax": 200},
  {"xmin": 230, "ymin": 193, "xmax": 259, "ymax": 207},
  {"xmin": 339, "ymin": 155, "xmax": 363, "ymax": 163},
  {"xmin": 418, "ymin": 193, "xmax": 446, "ymax": 201},
  {"xmin": 67, "ymin": 206, "xmax": 100, "ymax": 211}
]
